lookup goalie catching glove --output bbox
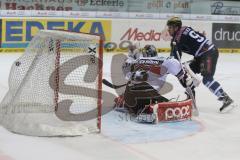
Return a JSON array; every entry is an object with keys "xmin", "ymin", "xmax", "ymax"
[{"xmin": 131, "ymin": 70, "xmax": 149, "ymax": 82}]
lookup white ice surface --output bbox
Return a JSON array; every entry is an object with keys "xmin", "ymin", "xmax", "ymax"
[{"xmin": 0, "ymin": 53, "xmax": 240, "ymax": 160}]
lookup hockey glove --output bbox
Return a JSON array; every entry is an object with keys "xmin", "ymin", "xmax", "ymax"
[
  {"xmin": 122, "ymin": 58, "xmax": 136, "ymax": 74},
  {"xmin": 179, "ymin": 73, "xmax": 195, "ymax": 89},
  {"xmin": 131, "ymin": 70, "xmax": 149, "ymax": 82}
]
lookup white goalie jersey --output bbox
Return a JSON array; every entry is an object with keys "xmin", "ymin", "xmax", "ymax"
[
  {"xmin": 122, "ymin": 55, "xmax": 183, "ymax": 92},
  {"xmin": 119, "ymin": 45, "xmax": 197, "ymax": 123}
]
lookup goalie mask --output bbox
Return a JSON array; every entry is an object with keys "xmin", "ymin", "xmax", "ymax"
[{"xmin": 144, "ymin": 45, "xmax": 157, "ymax": 57}]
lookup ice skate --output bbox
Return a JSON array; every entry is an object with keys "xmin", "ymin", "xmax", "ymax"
[{"xmin": 219, "ymin": 93, "xmax": 235, "ymax": 113}]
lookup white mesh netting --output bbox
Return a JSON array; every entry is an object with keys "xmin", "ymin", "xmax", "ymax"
[{"xmin": 0, "ymin": 30, "xmax": 103, "ymax": 136}]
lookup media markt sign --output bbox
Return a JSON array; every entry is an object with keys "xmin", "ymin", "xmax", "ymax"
[{"xmin": 212, "ymin": 23, "xmax": 240, "ymax": 48}]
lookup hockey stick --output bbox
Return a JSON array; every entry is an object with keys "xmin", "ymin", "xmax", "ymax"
[
  {"xmin": 102, "ymin": 79, "xmax": 127, "ymax": 89},
  {"xmin": 172, "ymin": 42, "xmax": 199, "ymax": 116}
]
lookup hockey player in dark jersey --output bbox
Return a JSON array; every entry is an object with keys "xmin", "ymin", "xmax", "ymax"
[{"xmin": 166, "ymin": 16, "xmax": 234, "ymax": 113}]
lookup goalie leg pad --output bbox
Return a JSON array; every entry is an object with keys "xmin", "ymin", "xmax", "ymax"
[{"xmin": 150, "ymin": 99, "xmax": 193, "ymax": 123}]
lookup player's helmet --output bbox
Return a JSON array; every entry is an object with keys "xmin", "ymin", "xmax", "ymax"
[
  {"xmin": 167, "ymin": 17, "xmax": 182, "ymax": 28},
  {"xmin": 144, "ymin": 45, "xmax": 157, "ymax": 57}
]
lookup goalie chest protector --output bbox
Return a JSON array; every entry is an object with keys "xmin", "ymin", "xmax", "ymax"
[{"xmin": 134, "ymin": 57, "xmax": 165, "ymax": 75}]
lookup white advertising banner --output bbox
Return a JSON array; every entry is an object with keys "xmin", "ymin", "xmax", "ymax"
[{"xmin": 110, "ymin": 19, "xmax": 213, "ymax": 51}]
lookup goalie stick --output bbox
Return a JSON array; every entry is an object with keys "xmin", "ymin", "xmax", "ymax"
[
  {"xmin": 172, "ymin": 42, "xmax": 199, "ymax": 116},
  {"xmin": 102, "ymin": 79, "xmax": 127, "ymax": 89}
]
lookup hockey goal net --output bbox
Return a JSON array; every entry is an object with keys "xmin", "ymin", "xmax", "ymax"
[{"xmin": 0, "ymin": 30, "xmax": 103, "ymax": 136}]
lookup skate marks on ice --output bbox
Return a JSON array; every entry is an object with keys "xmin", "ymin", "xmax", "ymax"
[{"xmin": 101, "ymin": 111, "xmax": 203, "ymax": 144}]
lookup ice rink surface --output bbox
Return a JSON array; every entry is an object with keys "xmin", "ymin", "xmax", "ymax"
[{"xmin": 0, "ymin": 53, "xmax": 240, "ymax": 160}]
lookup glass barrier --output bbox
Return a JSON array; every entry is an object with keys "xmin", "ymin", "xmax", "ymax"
[{"xmin": 0, "ymin": 0, "xmax": 240, "ymax": 16}]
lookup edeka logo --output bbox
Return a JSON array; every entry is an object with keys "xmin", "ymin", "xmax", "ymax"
[
  {"xmin": 120, "ymin": 28, "xmax": 161, "ymax": 41},
  {"xmin": 1, "ymin": 18, "xmax": 111, "ymax": 48},
  {"xmin": 212, "ymin": 23, "xmax": 240, "ymax": 48}
]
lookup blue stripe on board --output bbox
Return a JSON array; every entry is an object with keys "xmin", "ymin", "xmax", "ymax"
[{"xmin": 1, "ymin": 43, "xmax": 29, "ymax": 48}]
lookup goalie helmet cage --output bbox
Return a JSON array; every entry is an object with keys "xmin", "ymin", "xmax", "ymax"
[{"xmin": 0, "ymin": 30, "xmax": 103, "ymax": 136}]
